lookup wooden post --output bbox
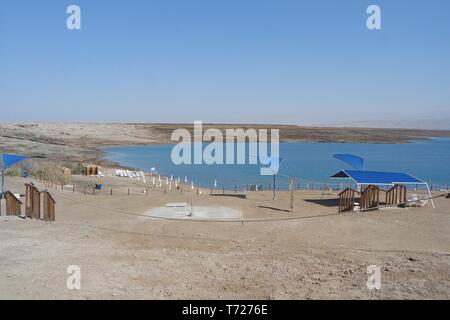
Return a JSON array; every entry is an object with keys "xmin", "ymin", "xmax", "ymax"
[
  {"xmin": 272, "ymin": 174, "xmax": 276, "ymax": 200},
  {"xmin": 25, "ymin": 184, "xmax": 30, "ymax": 217},
  {"xmin": 43, "ymin": 191, "xmax": 56, "ymax": 221},
  {"xmin": 290, "ymin": 177, "xmax": 294, "ymax": 212}
]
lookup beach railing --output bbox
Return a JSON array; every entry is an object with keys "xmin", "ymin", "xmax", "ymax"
[
  {"xmin": 5, "ymin": 191, "xmax": 22, "ymax": 216},
  {"xmin": 25, "ymin": 183, "xmax": 41, "ymax": 219},
  {"xmin": 338, "ymin": 188, "xmax": 356, "ymax": 212},
  {"xmin": 25, "ymin": 183, "xmax": 56, "ymax": 221},
  {"xmin": 385, "ymin": 185, "xmax": 407, "ymax": 206},
  {"xmin": 42, "ymin": 191, "xmax": 56, "ymax": 221},
  {"xmin": 360, "ymin": 185, "xmax": 380, "ymax": 211}
]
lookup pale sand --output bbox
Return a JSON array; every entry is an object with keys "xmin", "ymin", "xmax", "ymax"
[{"xmin": 0, "ymin": 173, "xmax": 449, "ymax": 299}]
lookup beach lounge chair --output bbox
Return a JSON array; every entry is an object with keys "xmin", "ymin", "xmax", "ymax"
[
  {"xmin": 418, "ymin": 198, "xmax": 430, "ymax": 207},
  {"xmin": 407, "ymin": 194, "xmax": 430, "ymax": 207},
  {"xmin": 407, "ymin": 193, "xmax": 419, "ymax": 206}
]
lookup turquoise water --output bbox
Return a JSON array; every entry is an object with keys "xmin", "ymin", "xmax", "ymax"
[{"xmin": 103, "ymin": 138, "xmax": 450, "ymax": 190}]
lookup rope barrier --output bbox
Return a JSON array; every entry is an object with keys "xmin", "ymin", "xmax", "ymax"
[{"xmin": 51, "ymin": 192, "xmax": 343, "ymax": 224}]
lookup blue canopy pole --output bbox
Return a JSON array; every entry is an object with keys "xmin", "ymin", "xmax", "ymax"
[
  {"xmin": 273, "ymin": 173, "xmax": 276, "ymax": 200},
  {"xmin": 1, "ymin": 167, "xmax": 4, "ymax": 199}
]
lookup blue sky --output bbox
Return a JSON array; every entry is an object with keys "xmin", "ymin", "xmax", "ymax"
[{"xmin": 0, "ymin": 0, "xmax": 449, "ymax": 128}]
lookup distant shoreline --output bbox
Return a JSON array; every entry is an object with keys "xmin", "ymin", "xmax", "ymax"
[{"xmin": 1, "ymin": 123, "xmax": 450, "ymax": 166}]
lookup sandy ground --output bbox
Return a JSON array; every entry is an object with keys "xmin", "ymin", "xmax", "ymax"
[{"xmin": 0, "ymin": 174, "xmax": 449, "ymax": 300}]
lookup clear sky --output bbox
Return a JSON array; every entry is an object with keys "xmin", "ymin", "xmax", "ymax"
[{"xmin": 1, "ymin": 0, "xmax": 449, "ymax": 128}]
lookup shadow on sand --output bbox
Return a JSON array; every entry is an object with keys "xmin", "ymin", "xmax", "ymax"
[
  {"xmin": 258, "ymin": 205, "xmax": 291, "ymax": 213},
  {"xmin": 304, "ymin": 198, "xmax": 340, "ymax": 207}
]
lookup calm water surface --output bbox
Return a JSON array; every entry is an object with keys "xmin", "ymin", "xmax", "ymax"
[{"xmin": 103, "ymin": 138, "xmax": 450, "ymax": 190}]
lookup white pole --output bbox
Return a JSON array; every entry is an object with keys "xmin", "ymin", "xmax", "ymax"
[{"xmin": 426, "ymin": 183, "xmax": 435, "ymax": 208}]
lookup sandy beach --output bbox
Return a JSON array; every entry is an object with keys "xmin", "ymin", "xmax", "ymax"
[
  {"xmin": 1, "ymin": 124, "xmax": 449, "ymax": 299},
  {"xmin": 2, "ymin": 0, "xmax": 450, "ymax": 305},
  {"xmin": 0, "ymin": 169, "xmax": 449, "ymax": 299}
]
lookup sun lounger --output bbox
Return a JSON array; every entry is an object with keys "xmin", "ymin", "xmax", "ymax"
[{"xmin": 407, "ymin": 194, "xmax": 430, "ymax": 207}]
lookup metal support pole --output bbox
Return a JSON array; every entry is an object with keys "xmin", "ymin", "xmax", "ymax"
[
  {"xmin": 1, "ymin": 167, "xmax": 4, "ymax": 199},
  {"xmin": 426, "ymin": 183, "xmax": 435, "ymax": 209},
  {"xmin": 290, "ymin": 177, "xmax": 294, "ymax": 212},
  {"xmin": 272, "ymin": 174, "xmax": 276, "ymax": 200}
]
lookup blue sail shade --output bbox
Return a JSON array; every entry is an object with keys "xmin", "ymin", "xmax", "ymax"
[
  {"xmin": 1, "ymin": 154, "xmax": 31, "ymax": 197},
  {"xmin": 259, "ymin": 156, "xmax": 284, "ymax": 173},
  {"xmin": 2, "ymin": 154, "xmax": 31, "ymax": 169},
  {"xmin": 1, "ymin": 154, "xmax": 46, "ymax": 197},
  {"xmin": 333, "ymin": 153, "xmax": 365, "ymax": 171}
]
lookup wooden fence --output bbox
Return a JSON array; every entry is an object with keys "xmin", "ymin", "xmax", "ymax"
[
  {"xmin": 5, "ymin": 191, "xmax": 23, "ymax": 216},
  {"xmin": 42, "ymin": 191, "xmax": 56, "ymax": 221},
  {"xmin": 25, "ymin": 183, "xmax": 41, "ymax": 219},
  {"xmin": 338, "ymin": 188, "xmax": 356, "ymax": 212},
  {"xmin": 385, "ymin": 185, "xmax": 407, "ymax": 206},
  {"xmin": 23, "ymin": 183, "xmax": 56, "ymax": 221},
  {"xmin": 360, "ymin": 185, "xmax": 380, "ymax": 211}
]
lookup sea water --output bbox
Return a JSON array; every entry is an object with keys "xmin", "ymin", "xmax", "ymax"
[{"xmin": 103, "ymin": 138, "xmax": 450, "ymax": 190}]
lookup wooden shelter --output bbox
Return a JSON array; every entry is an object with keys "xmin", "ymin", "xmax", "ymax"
[{"xmin": 85, "ymin": 166, "xmax": 99, "ymax": 176}]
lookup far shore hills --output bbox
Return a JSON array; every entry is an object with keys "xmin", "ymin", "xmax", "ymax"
[{"xmin": 1, "ymin": 123, "xmax": 450, "ymax": 166}]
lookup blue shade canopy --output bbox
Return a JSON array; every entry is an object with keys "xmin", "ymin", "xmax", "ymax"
[
  {"xmin": 333, "ymin": 170, "xmax": 425, "ymax": 185},
  {"xmin": 2, "ymin": 154, "xmax": 30, "ymax": 169},
  {"xmin": 333, "ymin": 153, "xmax": 365, "ymax": 171},
  {"xmin": 330, "ymin": 170, "xmax": 351, "ymax": 179}
]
